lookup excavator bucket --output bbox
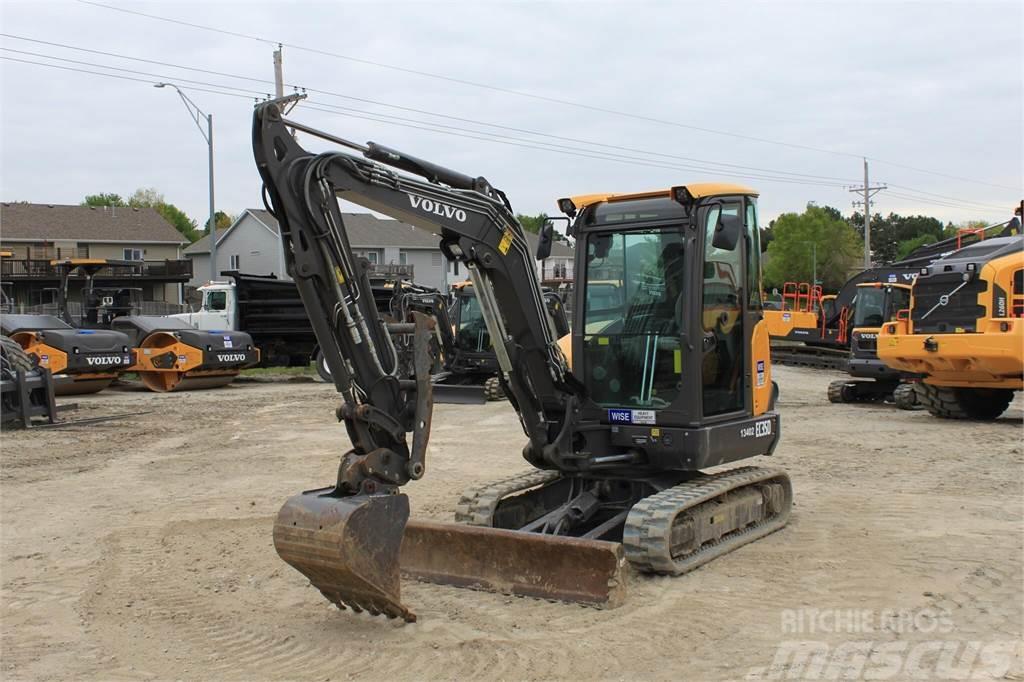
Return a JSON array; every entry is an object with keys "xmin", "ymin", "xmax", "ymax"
[{"xmin": 273, "ymin": 489, "xmax": 417, "ymax": 622}]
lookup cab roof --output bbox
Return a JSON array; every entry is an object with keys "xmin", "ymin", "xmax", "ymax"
[{"xmin": 566, "ymin": 184, "xmax": 757, "ymax": 212}]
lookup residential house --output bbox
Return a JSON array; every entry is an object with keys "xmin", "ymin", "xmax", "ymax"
[
  {"xmin": 0, "ymin": 202, "xmax": 191, "ymax": 310},
  {"xmin": 181, "ymin": 208, "xmax": 575, "ymax": 293}
]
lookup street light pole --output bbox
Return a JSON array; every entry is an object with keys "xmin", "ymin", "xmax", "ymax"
[
  {"xmin": 206, "ymin": 112, "xmax": 216, "ymax": 283},
  {"xmin": 155, "ymin": 83, "xmax": 217, "ymax": 283}
]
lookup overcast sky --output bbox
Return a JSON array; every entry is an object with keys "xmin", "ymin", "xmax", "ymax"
[{"xmin": 2, "ymin": 1, "xmax": 1021, "ymax": 234}]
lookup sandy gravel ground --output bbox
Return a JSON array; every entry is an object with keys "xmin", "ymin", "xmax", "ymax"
[{"xmin": 2, "ymin": 367, "xmax": 1022, "ymax": 681}]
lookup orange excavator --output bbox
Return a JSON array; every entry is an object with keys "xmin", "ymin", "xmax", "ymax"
[{"xmin": 252, "ymin": 101, "xmax": 791, "ymax": 619}]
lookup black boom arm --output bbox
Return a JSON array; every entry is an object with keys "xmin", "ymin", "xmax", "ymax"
[{"xmin": 252, "ymin": 102, "xmax": 582, "ymax": 495}]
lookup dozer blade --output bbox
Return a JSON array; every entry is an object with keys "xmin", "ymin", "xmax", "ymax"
[
  {"xmin": 273, "ymin": 489, "xmax": 416, "ymax": 622},
  {"xmin": 430, "ymin": 383, "xmax": 487, "ymax": 405},
  {"xmin": 401, "ymin": 521, "xmax": 627, "ymax": 608}
]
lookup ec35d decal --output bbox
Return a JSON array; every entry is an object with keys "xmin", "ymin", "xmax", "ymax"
[{"xmin": 740, "ymin": 419, "xmax": 773, "ymax": 439}]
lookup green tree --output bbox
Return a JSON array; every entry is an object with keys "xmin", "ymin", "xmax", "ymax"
[
  {"xmin": 764, "ymin": 205, "xmax": 862, "ymax": 291},
  {"xmin": 516, "ymin": 213, "xmax": 549, "ymax": 234},
  {"xmin": 128, "ymin": 187, "xmax": 200, "ymax": 242},
  {"xmin": 82, "ymin": 193, "xmax": 126, "ymax": 207},
  {"xmin": 847, "ymin": 211, "xmax": 945, "ymax": 264},
  {"xmin": 895, "ymin": 234, "xmax": 939, "ymax": 260},
  {"xmin": 207, "ymin": 211, "xmax": 235, "ymax": 231},
  {"xmin": 83, "ymin": 188, "xmax": 200, "ymax": 241}
]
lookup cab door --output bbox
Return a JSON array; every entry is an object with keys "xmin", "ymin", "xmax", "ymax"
[{"xmin": 700, "ymin": 197, "xmax": 761, "ymax": 417}]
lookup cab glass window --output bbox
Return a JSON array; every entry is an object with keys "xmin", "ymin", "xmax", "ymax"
[{"xmin": 206, "ymin": 291, "xmax": 227, "ymax": 311}]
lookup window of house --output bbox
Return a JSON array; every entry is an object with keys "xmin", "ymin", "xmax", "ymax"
[
  {"xmin": 77, "ymin": 245, "xmax": 89, "ymax": 258},
  {"xmin": 229, "ymin": 254, "xmax": 241, "ymax": 270},
  {"xmin": 399, "ymin": 251, "xmax": 408, "ymax": 266},
  {"xmin": 123, "ymin": 248, "xmax": 143, "ymax": 261},
  {"xmin": 355, "ymin": 250, "xmax": 379, "ymax": 265},
  {"xmin": 431, "ymin": 252, "xmax": 442, "ymax": 267}
]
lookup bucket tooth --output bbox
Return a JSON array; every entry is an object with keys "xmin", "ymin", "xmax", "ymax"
[{"xmin": 273, "ymin": 489, "xmax": 416, "ymax": 622}]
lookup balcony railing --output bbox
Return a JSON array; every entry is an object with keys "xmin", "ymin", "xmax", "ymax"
[
  {"xmin": 0, "ymin": 259, "xmax": 193, "ymax": 281},
  {"xmin": 368, "ymin": 263, "xmax": 414, "ymax": 278}
]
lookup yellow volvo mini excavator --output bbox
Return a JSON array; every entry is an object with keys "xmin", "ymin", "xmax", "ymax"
[{"xmin": 252, "ymin": 102, "xmax": 791, "ymax": 621}]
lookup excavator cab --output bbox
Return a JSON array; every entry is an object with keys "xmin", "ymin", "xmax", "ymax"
[
  {"xmin": 568, "ymin": 188, "xmax": 775, "ymax": 439},
  {"xmin": 253, "ymin": 102, "xmax": 790, "ymax": 622}
]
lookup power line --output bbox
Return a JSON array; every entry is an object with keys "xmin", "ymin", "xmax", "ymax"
[
  {"xmin": 76, "ymin": 0, "xmax": 852, "ymax": 158},
  {"xmin": 886, "ymin": 183, "xmax": 1007, "ymax": 212},
  {"xmin": 0, "ymin": 34, "xmax": 860, "ymax": 184},
  {"xmin": 1, "ymin": 55, "xmax": 1008, "ymax": 217},
  {"xmin": 0, "ymin": 54, "xmax": 849, "ymax": 192},
  {"xmin": 72, "ymin": 0, "xmax": 1020, "ymax": 192},
  {"xmin": 0, "ymin": 47, "xmax": 270, "ymax": 98},
  {"xmin": 0, "ymin": 56, "xmax": 256, "ymax": 101}
]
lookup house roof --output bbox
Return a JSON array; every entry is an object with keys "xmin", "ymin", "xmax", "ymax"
[
  {"xmin": 183, "ymin": 228, "xmax": 231, "ymax": 255},
  {"xmin": 186, "ymin": 208, "xmax": 574, "ymax": 257},
  {"xmin": 198, "ymin": 208, "xmax": 442, "ymax": 251},
  {"xmin": 0, "ymin": 202, "xmax": 188, "ymax": 244}
]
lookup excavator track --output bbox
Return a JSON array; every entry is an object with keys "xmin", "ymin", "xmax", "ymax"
[
  {"xmin": 623, "ymin": 466, "xmax": 792, "ymax": 575},
  {"xmin": 454, "ymin": 469, "xmax": 560, "ymax": 525}
]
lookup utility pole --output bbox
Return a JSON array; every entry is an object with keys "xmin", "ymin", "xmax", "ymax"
[
  {"xmin": 273, "ymin": 44, "xmax": 284, "ymax": 98},
  {"xmin": 849, "ymin": 158, "xmax": 886, "ymax": 268}
]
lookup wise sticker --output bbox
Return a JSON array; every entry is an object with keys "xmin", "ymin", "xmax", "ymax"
[
  {"xmin": 498, "ymin": 228, "xmax": 514, "ymax": 255},
  {"xmin": 178, "ymin": 354, "xmax": 187, "ymax": 364},
  {"xmin": 756, "ymin": 359, "xmax": 766, "ymax": 387},
  {"xmin": 782, "ymin": 312, "xmax": 791, "ymax": 321},
  {"xmin": 223, "ymin": 338, "xmax": 233, "ymax": 349},
  {"xmin": 607, "ymin": 409, "xmax": 657, "ymax": 425}
]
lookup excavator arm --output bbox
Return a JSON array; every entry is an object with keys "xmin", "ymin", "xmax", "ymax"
[
  {"xmin": 253, "ymin": 101, "xmax": 597, "ymax": 620},
  {"xmin": 254, "ymin": 102, "xmax": 582, "ymax": 491}
]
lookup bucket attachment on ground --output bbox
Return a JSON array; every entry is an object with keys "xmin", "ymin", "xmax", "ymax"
[
  {"xmin": 430, "ymin": 381, "xmax": 488, "ymax": 405},
  {"xmin": 401, "ymin": 520, "xmax": 627, "ymax": 607},
  {"xmin": 273, "ymin": 488, "xmax": 416, "ymax": 621}
]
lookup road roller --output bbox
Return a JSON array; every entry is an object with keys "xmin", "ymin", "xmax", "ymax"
[
  {"xmin": 0, "ymin": 314, "xmax": 134, "ymax": 395},
  {"xmin": 110, "ymin": 316, "xmax": 260, "ymax": 392}
]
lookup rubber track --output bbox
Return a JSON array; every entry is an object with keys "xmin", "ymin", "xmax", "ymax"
[
  {"xmin": 622, "ymin": 466, "xmax": 792, "ymax": 575},
  {"xmin": 771, "ymin": 348, "xmax": 848, "ymax": 371},
  {"xmin": 893, "ymin": 383, "xmax": 919, "ymax": 410},
  {"xmin": 827, "ymin": 380, "xmax": 848, "ymax": 403},
  {"xmin": 483, "ymin": 376, "xmax": 506, "ymax": 401},
  {"xmin": 454, "ymin": 469, "xmax": 560, "ymax": 525}
]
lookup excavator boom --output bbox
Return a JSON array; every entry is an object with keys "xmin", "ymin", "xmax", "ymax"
[{"xmin": 253, "ymin": 102, "xmax": 614, "ymax": 619}]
